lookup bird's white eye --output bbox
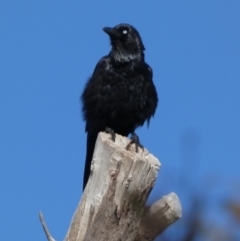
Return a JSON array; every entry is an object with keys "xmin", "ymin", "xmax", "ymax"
[{"xmin": 123, "ymin": 29, "xmax": 128, "ymax": 34}]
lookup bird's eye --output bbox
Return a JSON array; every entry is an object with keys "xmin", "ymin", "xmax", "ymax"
[{"xmin": 122, "ymin": 29, "xmax": 128, "ymax": 34}]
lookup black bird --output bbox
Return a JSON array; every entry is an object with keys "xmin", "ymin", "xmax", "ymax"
[{"xmin": 81, "ymin": 23, "xmax": 158, "ymax": 190}]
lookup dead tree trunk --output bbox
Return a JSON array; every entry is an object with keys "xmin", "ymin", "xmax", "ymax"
[{"xmin": 40, "ymin": 132, "xmax": 182, "ymax": 241}]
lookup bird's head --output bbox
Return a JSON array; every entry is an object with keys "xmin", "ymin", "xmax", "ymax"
[{"xmin": 103, "ymin": 24, "xmax": 145, "ymax": 63}]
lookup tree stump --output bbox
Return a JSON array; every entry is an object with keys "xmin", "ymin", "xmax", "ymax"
[{"xmin": 40, "ymin": 132, "xmax": 182, "ymax": 241}]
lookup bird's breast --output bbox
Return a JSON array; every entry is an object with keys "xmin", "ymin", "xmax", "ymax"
[{"xmin": 104, "ymin": 73, "xmax": 148, "ymax": 116}]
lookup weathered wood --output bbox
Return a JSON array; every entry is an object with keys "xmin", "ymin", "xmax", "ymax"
[
  {"xmin": 40, "ymin": 132, "xmax": 182, "ymax": 241},
  {"xmin": 64, "ymin": 132, "xmax": 160, "ymax": 241},
  {"xmin": 39, "ymin": 211, "xmax": 56, "ymax": 241},
  {"xmin": 135, "ymin": 192, "xmax": 182, "ymax": 241}
]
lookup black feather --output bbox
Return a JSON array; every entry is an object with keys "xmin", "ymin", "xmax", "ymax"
[{"xmin": 81, "ymin": 24, "xmax": 158, "ymax": 190}]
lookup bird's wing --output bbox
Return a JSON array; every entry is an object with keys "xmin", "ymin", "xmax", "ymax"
[
  {"xmin": 81, "ymin": 56, "xmax": 112, "ymax": 133},
  {"xmin": 143, "ymin": 63, "xmax": 158, "ymax": 125}
]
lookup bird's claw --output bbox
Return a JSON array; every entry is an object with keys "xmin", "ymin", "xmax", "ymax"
[
  {"xmin": 105, "ymin": 127, "xmax": 116, "ymax": 142},
  {"xmin": 127, "ymin": 133, "xmax": 144, "ymax": 152}
]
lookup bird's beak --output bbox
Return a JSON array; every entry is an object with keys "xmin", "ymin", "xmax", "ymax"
[{"xmin": 103, "ymin": 27, "xmax": 119, "ymax": 39}]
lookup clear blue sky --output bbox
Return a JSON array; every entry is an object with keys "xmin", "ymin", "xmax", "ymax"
[{"xmin": 1, "ymin": 1, "xmax": 240, "ymax": 240}]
